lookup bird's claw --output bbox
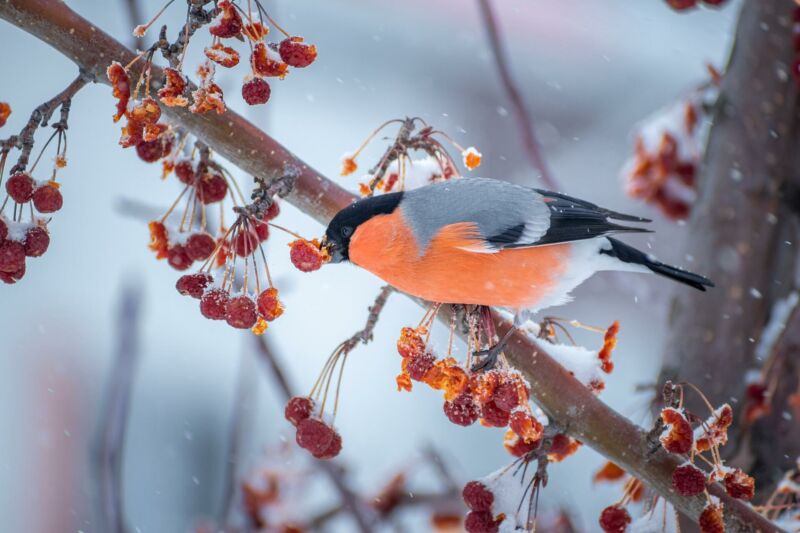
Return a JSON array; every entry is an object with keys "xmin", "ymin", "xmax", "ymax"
[{"xmin": 471, "ymin": 345, "xmax": 502, "ymax": 373}]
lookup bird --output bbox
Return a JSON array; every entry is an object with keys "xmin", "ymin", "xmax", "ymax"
[{"xmin": 322, "ymin": 177, "xmax": 712, "ymax": 369}]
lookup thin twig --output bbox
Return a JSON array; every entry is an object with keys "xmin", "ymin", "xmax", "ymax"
[
  {"xmin": 93, "ymin": 282, "xmax": 143, "ymax": 533},
  {"xmin": 476, "ymin": 0, "xmax": 558, "ymax": 190},
  {"xmin": 121, "ymin": 0, "xmax": 144, "ymax": 49}
]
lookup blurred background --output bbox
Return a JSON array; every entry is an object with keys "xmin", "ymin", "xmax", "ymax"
[{"xmin": 0, "ymin": 0, "xmax": 742, "ymax": 531}]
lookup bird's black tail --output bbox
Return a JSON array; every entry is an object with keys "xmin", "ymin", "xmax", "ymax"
[{"xmin": 601, "ymin": 237, "xmax": 714, "ymax": 291}]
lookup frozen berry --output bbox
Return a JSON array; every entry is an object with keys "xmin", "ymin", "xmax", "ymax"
[
  {"xmin": 198, "ymin": 173, "xmax": 228, "ymax": 204},
  {"xmin": 278, "ymin": 36, "xmax": 317, "ymax": 68},
  {"xmin": 671, "ymin": 464, "xmax": 706, "ymax": 496},
  {"xmin": 296, "ymin": 418, "xmax": 335, "ymax": 456},
  {"xmin": 0, "ymin": 218, "xmax": 7, "ymax": 241},
  {"xmin": 242, "ymin": 78, "xmax": 271, "ymax": 105},
  {"xmin": 699, "ymin": 503, "xmax": 724, "ymax": 533},
  {"xmin": 285, "ymin": 396, "xmax": 314, "ymax": 426},
  {"xmin": 407, "ymin": 352, "xmax": 435, "ymax": 381},
  {"xmin": 233, "ymin": 226, "xmax": 259, "ymax": 257},
  {"xmin": 136, "ymin": 138, "xmax": 167, "ymax": 162},
  {"xmin": 0, "ymin": 261, "xmax": 24, "ymax": 284},
  {"xmin": 315, "ymin": 430, "xmax": 342, "ymax": 459},
  {"xmin": 666, "ymin": 0, "xmax": 696, "ymax": 9},
  {"xmin": 462, "ymin": 481, "xmax": 493, "ymax": 512},
  {"xmin": 254, "ymin": 219, "xmax": 269, "ymax": 241},
  {"xmin": 505, "ymin": 433, "xmax": 539, "ymax": 457},
  {"xmin": 200, "ymin": 288, "xmax": 229, "ymax": 320},
  {"xmin": 167, "ymin": 244, "xmax": 193, "ymax": 271},
  {"xmin": 225, "ymin": 295, "xmax": 257, "ymax": 329},
  {"xmin": 174, "ymin": 160, "xmax": 195, "ymax": 184},
  {"xmin": 31, "ymin": 183, "xmax": 63, "ymax": 213},
  {"xmin": 444, "ymin": 393, "xmax": 480, "ymax": 426},
  {"xmin": 257, "ymin": 287, "xmax": 284, "ymax": 321},
  {"xmin": 209, "ymin": 0, "xmax": 243, "ymax": 38},
  {"xmin": 480, "ymin": 401, "xmax": 510, "ymax": 427},
  {"xmin": 23, "ymin": 226, "xmax": 49, "ymax": 257},
  {"xmin": 6, "ymin": 172, "xmax": 35, "ymax": 203},
  {"xmin": 185, "ymin": 232, "xmax": 216, "ymax": 261},
  {"xmin": 464, "ymin": 511, "xmax": 500, "ymax": 533},
  {"xmin": 724, "ymin": 469, "xmax": 755, "ymax": 501},
  {"xmin": 599, "ymin": 505, "xmax": 631, "ymax": 533},
  {"xmin": 0, "ymin": 239, "xmax": 25, "ymax": 272},
  {"xmin": 493, "ymin": 380, "xmax": 521, "ymax": 412},
  {"xmin": 264, "ymin": 201, "xmax": 280, "ymax": 221},
  {"xmin": 176, "ymin": 272, "xmax": 213, "ymax": 298},
  {"xmin": 289, "ymin": 239, "xmax": 325, "ymax": 272}
]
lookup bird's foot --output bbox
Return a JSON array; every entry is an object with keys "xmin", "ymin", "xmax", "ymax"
[{"xmin": 470, "ymin": 326, "xmax": 517, "ymax": 373}]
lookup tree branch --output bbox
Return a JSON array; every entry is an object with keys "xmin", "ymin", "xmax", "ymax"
[{"xmin": 0, "ymin": 1, "xmax": 780, "ymax": 530}]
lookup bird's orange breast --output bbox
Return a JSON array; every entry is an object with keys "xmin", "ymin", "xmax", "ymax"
[{"xmin": 348, "ymin": 210, "xmax": 570, "ymax": 309}]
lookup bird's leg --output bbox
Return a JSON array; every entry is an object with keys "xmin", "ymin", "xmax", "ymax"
[{"xmin": 471, "ymin": 325, "xmax": 517, "ymax": 372}]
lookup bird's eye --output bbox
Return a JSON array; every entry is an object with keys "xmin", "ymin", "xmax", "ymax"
[{"xmin": 341, "ymin": 226, "xmax": 353, "ymax": 238}]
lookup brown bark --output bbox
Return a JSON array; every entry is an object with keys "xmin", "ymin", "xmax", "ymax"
[
  {"xmin": 658, "ymin": 0, "xmax": 800, "ymax": 495},
  {"xmin": 0, "ymin": 0, "xmax": 784, "ymax": 530}
]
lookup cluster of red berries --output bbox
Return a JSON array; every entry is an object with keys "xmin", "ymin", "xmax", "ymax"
[
  {"xmin": 461, "ymin": 481, "xmax": 505, "ymax": 533},
  {"xmin": 0, "ymin": 217, "xmax": 50, "ymax": 284},
  {"xmin": 284, "ymin": 396, "xmax": 342, "ymax": 460},
  {"xmin": 664, "ymin": 0, "xmax": 726, "ymax": 10}
]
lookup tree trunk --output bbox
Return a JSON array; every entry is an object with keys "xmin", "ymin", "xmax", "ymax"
[{"xmin": 659, "ymin": 0, "xmax": 800, "ymax": 495}]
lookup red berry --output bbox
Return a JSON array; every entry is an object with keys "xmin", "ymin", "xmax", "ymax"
[
  {"xmin": 23, "ymin": 226, "xmax": 50, "ymax": 257},
  {"xmin": 493, "ymin": 381, "xmax": 521, "ymax": 412},
  {"xmin": 666, "ymin": 0, "xmax": 696, "ymax": 9},
  {"xmin": 225, "ymin": 294, "xmax": 257, "ymax": 329},
  {"xmin": 176, "ymin": 272, "xmax": 213, "ymax": 298},
  {"xmin": 480, "ymin": 401, "xmax": 510, "ymax": 427},
  {"xmin": 464, "ymin": 511, "xmax": 500, "ymax": 533},
  {"xmin": 444, "ymin": 393, "xmax": 480, "ymax": 426},
  {"xmin": 257, "ymin": 287, "xmax": 284, "ymax": 321},
  {"xmin": 724, "ymin": 469, "xmax": 755, "ymax": 501},
  {"xmin": 671, "ymin": 464, "xmax": 706, "ymax": 496},
  {"xmin": 315, "ymin": 430, "xmax": 342, "ymax": 459},
  {"xmin": 167, "ymin": 244, "xmax": 193, "ymax": 271},
  {"xmin": 233, "ymin": 226, "xmax": 259, "ymax": 257},
  {"xmin": 699, "ymin": 503, "xmax": 724, "ymax": 533},
  {"xmin": 6, "ymin": 172, "xmax": 35, "ymax": 203},
  {"xmin": 264, "ymin": 201, "xmax": 280, "ymax": 221},
  {"xmin": 701, "ymin": 0, "xmax": 726, "ymax": 5},
  {"xmin": 254, "ymin": 219, "xmax": 269, "ymax": 241},
  {"xmin": 200, "ymin": 288, "xmax": 229, "ymax": 320},
  {"xmin": 185, "ymin": 232, "xmax": 216, "ymax": 261},
  {"xmin": 0, "ymin": 239, "xmax": 25, "ymax": 272},
  {"xmin": 289, "ymin": 239, "xmax": 325, "ymax": 272},
  {"xmin": 407, "ymin": 352, "xmax": 435, "ymax": 381},
  {"xmin": 285, "ymin": 396, "xmax": 314, "ymax": 426},
  {"xmin": 135, "ymin": 137, "xmax": 172, "ymax": 162},
  {"xmin": 599, "ymin": 505, "xmax": 631, "ymax": 533},
  {"xmin": 242, "ymin": 78, "xmax": 271, "ymax": 105},
  {"xmin": 296, "ymin": 418, "xmax": 335, "ymax": 456},
  {"xmin": 175, "ymin": 160, "xmax": 195, "ymax": 184},
  {"xmin": 0, "ymin": 260, "xmax": 24, "ymax": 284},
  {"xmin": 209, "ymin": 0, "xmax": 243, "ymax": 38},
  {"xmin": 462, "ymin": 481, "xmax": 493, "ymax": 512},
  {"xmin": 0, "ymin": 218, "xmax": 7, "ymax": 241},
  {"xmin": 198, "ymin": 172, "xmax": 228, "ymax": 204},
  {"xmin": 31, "ymin": 184, "xmax": 63, "ymax": 213},
  {"xmin": 278, "ymin": 37, "xmax": 317, "ymax": 68}
]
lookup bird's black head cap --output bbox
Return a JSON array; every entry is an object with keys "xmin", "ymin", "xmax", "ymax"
[{"xmin": 324, "ymin": 192, "xmax": 403, "ymax": 263}]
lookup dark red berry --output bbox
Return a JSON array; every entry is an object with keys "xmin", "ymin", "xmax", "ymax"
[
  {"xmin": 0, "ymin": 239, "xmax": 25, "ymax": 272},
  {"xmin": 296, "ymin": 418, "xmax": 335, "ymax": 456},
  {"xmin": 480, "ymin": 401, "xmax": 510, "ymax": 427},
  {"xmin": 289, "ymin": 239, "xmax": 325, "ymax": 272},
  {"xmin": 185, "ymin": 232, "xmax": 216, "ymax": 261},
  {"xmin": 407, "ymin": 352, "xmax": 435, "ymax": 381},
  {"xmin": 242, "ymin": 78, "xmax": 271, "ymax": 105},
  {"xmin": 256, "ymin": 288, "xmax": 284, "ymax": 321},
  {"xmin": 0, "ymin": 218, "xmax": 7, "ymax": 241},
  {"xmin": 6, "ymin": 172, "xmax": 35, "ymax": 203},
  {"xmin": 225, "ymin": 295, "xmax": 257, "ymax": 329},
  {"xmin": 314, "ymin": 430, "xmax": 342, "ymax": 459},
  {"xmin": 167, "ymin": 244, "xmax": 193, "ymax": 271},
  {"xmin": 23, "ymin": 226, "xmax": 50, "ymax": 257},
  {"xmin": 198, "ymin": 173, "xmax": 228, "ymax": 204},
  {"xmin": 175, "ymin": 160, "xmax": 195, "ymax": 184},
  {"xmin": 444, "ymin": 393, "xmax": 480, "ymax": 426},
  {"xmin": 254, "ymin": 219, "xmax": 269, "ymax": 241},
  {"xmin": 462, "ymin": 481, "xmax": 494, "ymax": 512},
  {"xmin": 285, "ymin": 396, "xmax": 314, "ymax": 426},
  {"xmin": 32, "ymin": 184, "xmax": 63, "ymax": 213},
  {"xmin": 599, "ymin": 505, "xmax": 631, "ymax": 533},
  {"xmin": 233, "ymin": 226, "xmax": 259, "ymax": 257},
  {"xmin": 672, "ymin": 464, "xmax": 706, "ymax": 496},
  {"xmin": 0, "ymin": 260, "xmax": 24, "ymax": 284},
  {"xmin": 493, "ymin": 381, "xmax": 521, "ymax": 412},
  {"xmin": 464, "ymin": 511, "xmax": 500, "ymax": 533},
  {"xmin": 200, "ymin": 288, "xmax": 229, "ymax": 320},
  {"xmin": 264, "ymin": 201, "xmax": 280, "ymax": 221},
  {"xmin": 176, "ymin": 272, "xmax": 213, "ymax": 298},
  {"xmin": 278, "ymin": 37, "xmax": 317, "ymax": 68},
  {"xmin": 136, "ymin": 138, "xmax": 171, "ymax": 162},
  {"xmin": 665, "ymin": 0, "xmax": 696, "ymax": 9}
]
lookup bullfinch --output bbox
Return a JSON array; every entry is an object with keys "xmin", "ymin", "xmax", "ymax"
[{"xmin": 323, "ymin": 177, "xmax": 712, "ymax": 367}]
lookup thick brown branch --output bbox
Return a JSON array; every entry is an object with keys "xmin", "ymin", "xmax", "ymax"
[{"xmin": 0, "ymin": 1, "xmax": 781, "ymax": 530}]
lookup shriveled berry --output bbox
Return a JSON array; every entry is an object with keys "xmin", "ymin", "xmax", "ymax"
[
  {"xmin": 504, "ymin": 432, "xmax": 539, "ymax": 457},
  {"xmin": 167, "ymin": 244, "xmax": 193, "ymax": 271},
  {"xmin": 671, "ymin": 463, "xmax": 706, "ymax": 496},
  {"xmin": 32, "ymin": 184, "xmax": 63, "ymax": 213},
  {"xmin": 209, "ymin": 0, "xmax": 243, "ymax": 38},
  {"xmin": 699, "ymin": 503, "xmax": 724, "ymax": 533},
  {"xmin": 296, "ymin": 418, "xmax": 335, "ymax": 456},
  {"xmin": 0, "ymin": 218, "xmax": 7, "ymax": 241},
  {"xmin": 257, "ymin": 287, "xmax": 284, "ymax": 321},
  {"xmin": 175, "ymin": 160, "xmax": 195, "ymax": 184},
  {"xmin": 660, "ymin": 407, "xmax": 693, "ymax": 454},
  {"xmin": 397, "ymin": 326, "xmax": 426, "ymax": 358},
  {"xmin": 464, "ymin": 511, "xmax": 500, "ymax": 533},
  {"xmin": 289, "ymin": 239, "xmax": 325, "ymax": 272},
  {"xmin": 444, "ymin": 393, "xmax": 480, "ymax": 426},
  {"xmin": 493, "ymin": 380, "xmax": 521, "ymax": 412},
  {"xmin": 509, "ymin": 410, "xmax": 543, "ymax": 443},
  {"xmin": 0, "ymin": 239, "xmax": 25, "ymax": 272},
  {"xmin": 285, "ymin": 396, "xmax": 314, "ymax": 426},
  {"xmin": 242, "ymin": 78, "xmax": 271, "ymax": 105},
  {"xmin": 136, "ymin": 138, "xmax": 170, "ymax": 162},
  {"xmin": 225, "ymin": 295, "xmax": 257, "ymax": 329},
  {"xmin": 480, "ymin": 401, "xmax": 510, "ymax": 428},
  {"xmin": 176, "ymin": 272, "xmax": 212, "ymax": 298},
  {"xmin": 198, "ymin": 173, "xmax": 228, "ymax": 204},
  {"xmin": 462, "ymin": 481, "xmax": 493, "ymax": 512},
  {"xmin": 0, "ymin": 261, "xmax": 24, "ymax": 284},
  {"xmin": 599, "ymin": 505, "xmax": 631, "ymax": 533},
  {"xmin": 233, "ymin": 226, "xmax": 259, "ymax": 257},
  {"xmin": 185, "ymin": 232, "xmax": 216, "ymax": 261},
  {"xmin": 315, "ymin": 430, "xmax": 342, "ymax": 459},
  {"xmin": 23, "ymin": 226, "xmax": 49, "ymax": 257},
  {"xmin": 6, "ymin": 172, "xmax": 35, "ymax": 203},
  {"xmin": 278, "ymin": 37, "xmax": 317, "ymax": 68},
  {"xmin": 200, "ymin": 288, "xmax": 229, "ymax": 320},
  {"xmin": 407, "ymin": 352, "xmax": 435, "ymax": 381},
  {"xmin": 724, "ymin": 469, "xmax": 755, "ymax": 501}
]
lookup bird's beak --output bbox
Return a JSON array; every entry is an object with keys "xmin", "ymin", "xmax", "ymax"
[{"xmin": 321, "ymin": 236, "xmax": 345, "ymax": 264}]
